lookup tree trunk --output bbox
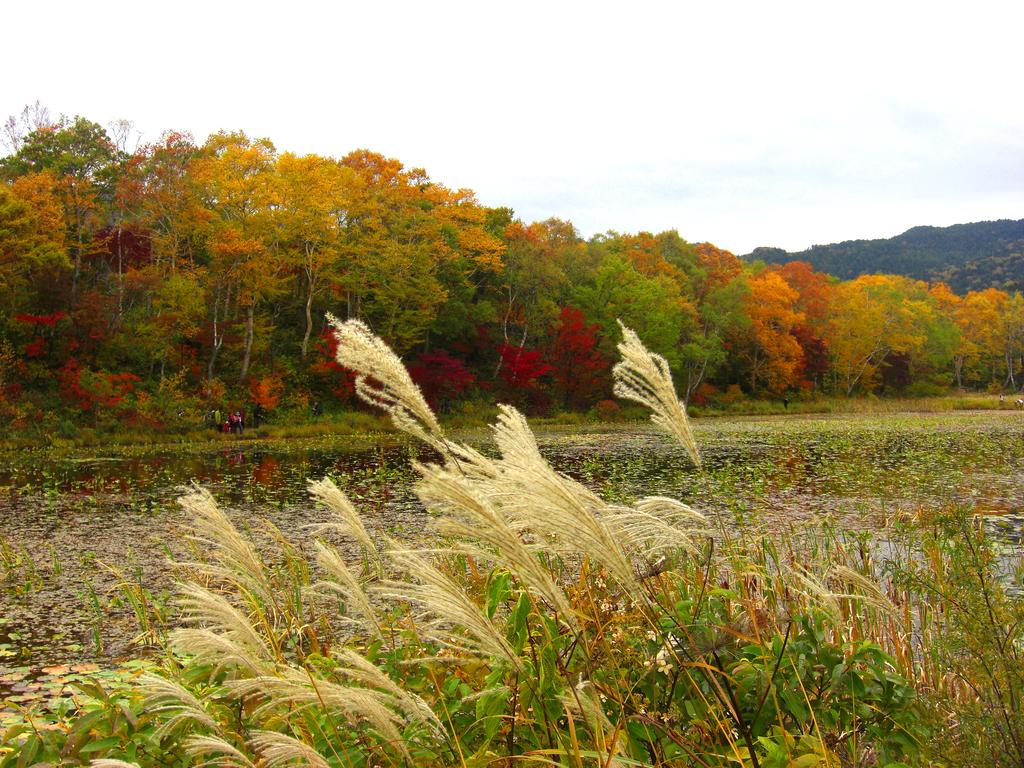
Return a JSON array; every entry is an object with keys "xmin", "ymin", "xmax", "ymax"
[
  {"xmin": 208, "ymin": 289, "xmax": 224, "ymax": 383},
  {"xmin": 685, "ymin": 357, "xmax": 709, "ymax": 405},
  {"xmin": 72, "ymin": 227, "xmax": 83, "ymax": 303},
  {"xmin": 301, "ymin": 272, "xmax": 314, "ymax": 359},
  {"xmin": 116, "ymin": 207, "xmax": 125, "ymax": 320},
  {"xmin": 239, "ymin": 303, "xmax": 255, "ymax": 382}
]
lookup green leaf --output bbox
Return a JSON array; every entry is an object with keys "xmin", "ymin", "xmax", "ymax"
[
  {"xmin": 791, "ymin": 754, "xmax": 825, "ymax": 767},
  {"xmin": 509, "ymin": 591, "xmax": 531, "ymax": 653},
  {"xmin": 80, "ymin": 736, "xmax": 122, "ymax": 754},
  {"xmin": 484, "ymin": 570, "xmax": 512, "ymax": 620},
  {"xmin": 475, "ymin": 687, "xmax": 509, "ymax": 742}
]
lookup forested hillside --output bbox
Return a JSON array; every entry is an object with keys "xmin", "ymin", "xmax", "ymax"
[
  {"xmin": 747, "ymin": 220, "xmax": 1024, "ymax": 291},
  {"xmin": 2, "ymin": 112, "xmax": 1024, "ymax": 439}
]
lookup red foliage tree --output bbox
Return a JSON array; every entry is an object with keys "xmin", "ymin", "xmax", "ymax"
[
  {"xmin": 249, "ymin": 374, "xmax": 283, "ymax": 410},
  {"xmin": 24, "ymin": 338, "xmax": 46, "ymax": 357},
  {"xmin": 14, "ymin": 311, "xmax": 67, "ymax": 327},
  {"xmin": 408, "ymin": 349, "xmax": 475, "ymax": 410},
  {"xmin": 770, "ymin": 261, "xmax": 833, "ymax": 330},
  {"xmin": 497, "ymin": 344, "xmax": 552, "ymax": 389},
  {"xmin": 547, "ymin": 307, "xmax": 609, "ymax": 410},
  {"xmin": 310, "ymin": 326, "xmax": 355, "ymax": 402},
  {"xmin": 495, "ymin": 342, "xmax": 553, "ymax": 415},
  {"xmin": 98, "ymin": 225, "xmax": 152, "ymax": 271},
  {"xmin": 58, "ymin": 358, "xmax": 141, "ymax": 418},
  {"xmin": 791, "ymin": 325, "xmax": 829, "ymax": 391}
]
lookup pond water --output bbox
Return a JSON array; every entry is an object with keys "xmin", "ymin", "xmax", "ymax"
[{"xmin": 1, "ymin": 410, "xmax": 1023, "ymax": 678}]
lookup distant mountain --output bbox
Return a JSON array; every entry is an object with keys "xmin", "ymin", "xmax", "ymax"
[{"xmin": 745, "ymin": 219, "xmax": 1024, "ymax": 293}]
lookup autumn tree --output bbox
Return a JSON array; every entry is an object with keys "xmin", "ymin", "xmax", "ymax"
[
  {"xmin": 0, "ymin": 178, "xmax": 67, "ymax": 315},
  {"xmin": 424, "ymin": 189, "xmax": 506, "ymax": 348},
  {"xmin": 129, "ymin": 267, "xmax": 206, "ymax": 381},
  {"xmin": 770, "ymin": 261, "xmax": 833, "ymax": 331},
  {"xmin": 338, "ymin": 150, "xmax": 503, "ymax": 353},
  {"xmin": 572, "ymin": 253, "xmax": 691, "ymax": 369},
  {"xmin": 498, "ymin": 218, "xmax": 578, "ymax": 350},
  {"xmin": 547, "ymin": 306, "xmax": 609, "ymax": 410},
  {"xmin": 0, "ymin": 116, "xmax": 121, "ymax": 301},
  {"xmin": 916, "ymin": 282, "xmax": 960, "ymax": 386},
  {"xmin": 407, "ymin": 350, "xmax": 475, "ymax": 411},
  {"xmin": 192, "ymin": 131, "xmax": 280, "ymax": 382},
  {"xmin": 739, "ymin": 269, "xmax": 805, "ymax": 394},
  {"xmin": 691, "ymin": 242, "xmax": 744, "ymax": 303},
  {"xmin": 496, "ymin": 343, "xmax": 552, "ymax": 413},
  {"xmin": 275, "ymin": 152, "xmax": 355, "ymax": 357},
  {"xmin": 827, "ymin": 275, "xmax": 933, "ymax": 395},
  {"xmin": 131, "ymin": 131, "xmax": 207, "ymax": 272}
]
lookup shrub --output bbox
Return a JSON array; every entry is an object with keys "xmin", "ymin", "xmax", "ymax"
[
  {"xmin": 590, "ymin": 398, "xmax": 621, "ymax": 420},
  {"xmin": 56, "ymin": 417, "xmax": 78, "ymax": 439},
  {"xmin": 904, "ymin": 380, "xmax": 948, "ymax": 398},
  {"xmin": 720, "ymin": 383, "xmax": 745, "ymax": 404}
]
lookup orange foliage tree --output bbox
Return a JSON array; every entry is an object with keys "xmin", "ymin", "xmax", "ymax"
[{"xmin": 741, "ymin": 270, "xmax": 805, "ymax": 394}]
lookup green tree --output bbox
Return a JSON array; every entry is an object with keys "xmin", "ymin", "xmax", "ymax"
[{"xmin": 573, "ymin": 253, "xmax": 690, "ymax": 367}]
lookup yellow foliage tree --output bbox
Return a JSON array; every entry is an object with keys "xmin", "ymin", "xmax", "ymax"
[{"xmin": 827, "ymin": 275, "xmax": 933, "ymax": 395}]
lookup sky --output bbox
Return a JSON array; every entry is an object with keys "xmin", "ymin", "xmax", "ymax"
[{"xmin": 3, "ymin": 0, "xmax": 1023, "ymax": 254}]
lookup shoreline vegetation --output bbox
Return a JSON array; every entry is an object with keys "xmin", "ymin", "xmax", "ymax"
[
  {"xmin": 0, "ymin": 392, "xmax": 1016, "ymax": 453},
  {"xmin": 2, "ymin": 321, "xmax": 1023, "ymax": 766}
]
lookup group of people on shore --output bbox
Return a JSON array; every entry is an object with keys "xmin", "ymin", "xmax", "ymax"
[
  {"xmin": 206, "ymin": 402, "xmax": 266, "ymax": 434},
  {"xmin": 207, "ymin": 408, "xmax": 246, "ymax": 434},
  {"xmin": 207, "ymin": 407, "xmax": 263, "ymax": 434}
]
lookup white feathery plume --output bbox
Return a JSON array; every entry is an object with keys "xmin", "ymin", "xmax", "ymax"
[
  {"xmin": 605, "ymin": 508, "xmax": 700, "ymax": 559},
  {"xmin": 606, "ymin": 496, "xmax": 708, "ymax": 559},
  {"xmin": 487, "ymin": 405, "xmax": 640, "ymax": 593},
  {"xmin": 634, "ymin": 496, "xmax": 706, "ymax": 524},
  {"xmin": 312, "ymin": 540, "xmax": 384, "ymax": 641},
  {"xmin": 90, "ymin": 761, "xmax": 142, "ymax": 768},
  {"xmin": 169, "ymin": 628, "xmax": 265, "ymax": 677},
  {"xmin": 783, "ymin": 563, "xmax": 842, "ymax": 620},
  {"xmin": 416, "ymin": 459, "xmax": 578, "ymax": 627},
  {"xmin": 173, "ymin": 582, "xmax": 273, "ymax": 663},
  {"xmin": 490, "ymin": 404, "xmax": 601, "ymax": 510},
  {"xmin": 827, "ymin": 564, "xmax": 897, "ymax": 613},
  {"xmin": 377, "ymin": 542, "xmax": 523, "ymax": 671},
  {"xmin": 331, "ymin": 647, "xmax": 445, "ymax": 737},
  {"xmin": 248, "ymin": 731, "xmax": 332, "ymax": 768},
  {"xmin": 139, "ymin": 673, "xmax": 219, "ymax": 737},
  {"xmin": 326, "ymin": 314, "xmax": 442, "ymax": 445},
  {"xmin": 439, "ymin": 436, "xmax": 502, "ymax": 482},
  {"xmin": 307, "ymin": 476, "xmax": 379, "ymax": 558},
  {"xmin": 612, "ymin": 321, "xmax": 701, "ymax": 468},
  {"xmin": 228, "ymin": 669, "xmax": 413, "ymax": 760},
  {"xmin": 177, "ymin": 486, "xmax": 271, "ymax": 600},
  {"xmin": 561, "ymin": 683, "xmax": 629, "ymax": 768},
  {"xmin": 184, "ymin": 735, "xmax": 257, "ymax": 768}
]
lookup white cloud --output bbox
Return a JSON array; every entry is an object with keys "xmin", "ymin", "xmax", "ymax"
[{"xmin": 3, "ymin": 0, "xmax": 1022, "ymax": 253}]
